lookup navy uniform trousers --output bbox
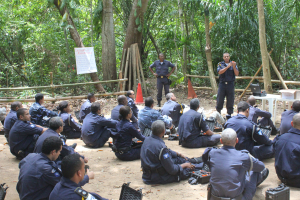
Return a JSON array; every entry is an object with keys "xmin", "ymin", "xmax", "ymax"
[
  {"xmin": 216, "ymin": 81, "xmax": 235, "ymax": 115},
  {"xmin": 157, "ymin": 77, "xmax": 170, "ymax": 102}
]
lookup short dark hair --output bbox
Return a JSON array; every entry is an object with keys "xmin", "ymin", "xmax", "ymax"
[
  {"xmin": 61, "ymin": 154, "xmax": 83, "ymax": 179},
  {"xmin": 151, "ymin": 120, "xmax": 165, "ymax": 136},
  {"xmin": 247, "ymin": 97, "xmax": 256, "ymax": 106},
  {"xmin": 11, "ymin": 101, "xmax": 22, "ymax": 111},
  {"xmin": 159, "ymin": 53, "xmax": 164, "ymax": 57},
  {"xmin": 223, "ymin": 52, "xmax": 230, "ymax": 56},
  {"xmin": 119, "ymin": 106, "xmax": 131, "ymax": 120},
  {"xmin": 145, "ymin": 97, "xmax": 154, "ymax": 107},
  {"xmin": 35, "ymin": 93, "xmax": 44, "ymax": 103},
  {"xmin": 237, "ymin": 101, "xmax": 250, "ymax": 112},
  {"xmin": 292, "ymin": 100, "xmax": 300, "ymax": 112},
  {"xmin": 91, "ymin": 102, "xmax": 101, "ymax": 113},
  {"xmin": 49, "ymin": 117, "xmax": 63, "ymax": 130},
  {"xmin": 87, "ymin": 93, "xmax": 95, "ymax": 101},
  {"xmin": 17, "ymin": 108, "xmax": 27, "ymax": 119},
  {"xmin": 190, "ymin": 98, "xmax": 200, "ymax": 110},
  {"xmin": 41, "ymin": 136, "xmax": 63, "ymax": 155},
  {"xmin": 117, "ymin": 95, "xmax": 127, "ymax": 105},
  {"xmin": 57, "ymin": 101, "xmax": 69, "ymax": 112},
  {"xmin": 126, "ymin": 90, "xmax": 134, "ymax": 97}
]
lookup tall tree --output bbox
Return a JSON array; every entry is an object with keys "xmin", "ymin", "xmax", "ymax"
[
  {"xmin": 102, "ymin": 0, "xmax": 117, "ymax": 88},
  {"xmin": 53, "ymin": 0, "xmax": 105, "ymax": 92},
  {"xmin": 257, "ymin": 0, "xmax": 272, "ymax": 93},
  {"xmin": 178, "ymin": 0, "xmax": 187, "ymax": 83}
]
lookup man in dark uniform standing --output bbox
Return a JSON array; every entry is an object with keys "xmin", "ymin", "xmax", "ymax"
[
  {"xmin": 149, "ymin": 53, "xmax": 176, "ymax": 107},
  {"xmin": 275, "ymin": 113, "xmax": 300, "ymax": 187},
  {"xmin": 9, "ymin": 108, "xmax": 47, "ymax": 159},
  {"xmin": 225, "ymin": 101, "xmax": 274, "ymax": 160},
  {"xmin": 141, "ymin": 120, "xmax": 204, "ymax": 185},
  {"xmin": 203, "ymin": 128, "xmax": 268, "ymax": 200},
  {"xmin": 50, "ymin": 154, "xmax": 107, "ymax": 200},
  {"xmin": 3, "ymin": 101, "xmax": 22, "ymax": 143},
  {"xmin": 216, "ymin": 53, "xmax": 239, "ymax": 118},
  {"xmin": 279, "ymin": 100, "xmax": 300, "ymax": 135},
  {"xmin": 126, "ymin": 90, "xmax": 139, "ymax": 118}
]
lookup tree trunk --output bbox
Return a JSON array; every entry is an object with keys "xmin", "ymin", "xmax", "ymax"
[
  {"xmin": 149, "ymin": 31, "xmax": 160, "ymax": 57},
  {"xmin": 122, "ymin": 0, "xmax": 150, "ymax": 51},
  {"xmin": 53, "ymin": 0, "xmax": 105, "ymax": 92},
  {"xmin": 204, "ymin": 13, "xmax": 218, "ymax": 95},
  {"xmin": 178, "ymin": 0, "xmax": 187, "ymax": 83},
  {"xmin": 256, "ymin": 0, "xmax": 272, "ymax": 93},
  {"xmin": 102, "ymin": 0, "xmax": 117, "ymax": 89}
]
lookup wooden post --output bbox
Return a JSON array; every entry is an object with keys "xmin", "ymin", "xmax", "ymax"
[
  {"xmin": 132, "ymin": 44, "xmax": 137, "ymax": 94},
  {"xmin": 136, "ymin": 44, "xmax": 147, "ymax": 96},
  {"xmin": 268, "ymin": 54, "xmax": 288, "ymax": 89},
  {"xmin": 135, "ymin": 44, "xmax": 141, "ymax": 85},
  {"xmin": 128, "ymin": 47, "xmax": 132, "ymax": 90},
  {"xmin": 120, "ymin": 49, "xmax": 127, "ymax": 75},
  {"xmin": 239, "ymin": 49, "xmax": 273, "ymax": 100},
  {"xmin": 50, "ymin": 72, "xmax": 54, "ymax": 97},
  {"xmin": 119, "ymin": 71, "xmax": 123, "ymax": 92},
  {"xmin": 123, "ymin": 48, "xmax": 130, "ymax": 90}
]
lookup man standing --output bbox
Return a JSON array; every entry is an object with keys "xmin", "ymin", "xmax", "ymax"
[
  {"xmin": 275, "ymin": 113, "xmax": 300, "ymax": 187},
  {"xmin": 216, "ymin": 53, "xmax": 239, "ymax": 118},
  {"xmin": 79, "ymin": 93, "xmax": 96, "ymax": 122},
  {"xmin": 149, "ymin": 53, "xmax": 176, "ymax": 107},
  {"xmin": 126, "ymin": 90, "xmax": 139, "ymax": 118},
  {"xmin": 3, "ymin": 101, "xmax": 22, "ymax": 143},
  {"xmin": 161, "ymin": 93, "xmax": 184, "ymax": 127}
]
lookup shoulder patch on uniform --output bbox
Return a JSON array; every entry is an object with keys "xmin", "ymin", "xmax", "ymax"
[
  {"xmin": 30, "ymin": 124, "xmax": 35, "ymax": 128},
  {"xmin": 74, "ymin": 187, "xmax": 89, "ymax": 198},
  {"xmin": 163, "ymin": 153, "xmax": 170, "ymax": 159}
]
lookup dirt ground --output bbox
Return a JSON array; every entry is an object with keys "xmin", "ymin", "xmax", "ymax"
[{"xmin": 1, "ymin": 83, "xmax": 300, "ymax": 199}]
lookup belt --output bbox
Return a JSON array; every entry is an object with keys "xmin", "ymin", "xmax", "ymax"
[
  {"xmin": 158, "ymin": 76, "xmax": 167, "ymax": 78},
  {"xmin": 142, "ymin": 167, "xmax": 167, "ymax": 176},
  {"xmin": 211, "ymin": 193, "xmax": 242, "ymax": 200},
  {"xmin": 220, "ymin": 81, "xmax": 234, "ymax": 85}
]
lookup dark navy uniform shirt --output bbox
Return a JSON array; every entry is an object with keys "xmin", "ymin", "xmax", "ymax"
[
  {"xmin": 17, "ymin": 153, "xmax": 62, "ymax": 200},
  {"xmin": 279, "ymin": 110, "xmax": 299, "ymax": 135},
  {"xmin": 49, "ymin": 177, "xmax": 107, "ymax": 200},
  {"xmin": 161, "ymin": 100, "xmax": 183, "ymax": 127},
  {"xmin": 111, "ymin": 105, "xmax": 137, "ymax": 123},
  {"xmin": 127, "ymin": 97, "xmax": 139, "ymax": 118},
  {"xmin": 59, "ymin": 112, "xmax": 81, "ymax": 133},
  {"xmin": 275, "ymin": 127, "xmax": 300, "ymax": 181},
  {"xmin": 225, "ymin": 114, "xmax": 273, "ymax": 154},
  {"xmin": 150, "ymin": 60, "xmax": 175, "ymax": 76},
  {"xmin": 177, "ymin": 109, "xmax": 209, "ymax": 144},
  {"xmin": 217, "ymin": 61, "xmax": 238, "ymax": 82},
  {"xmin": 81, "ymin": 113, "xmax": 118, "ymax": 146},
  {"xmin": 34, "ymin": 129, "xmax": 79, "ymax": 160},
  {"xmin": 115, "ymin": 119, "xmax": 145, "ymax": 149},
  {"xmin": 202, "ymin": 146, "xmax": 265, "ymax": 198},
  {"xmin": 140, "ymin": 134, "xmax": 182, "ymax": 184},
  {"xmin": 248, "ymin": 105, "xmax": 271, "ymax": 124},
  {"xmin": 29, "ymin": 102, "xmax": 58, "ymax": 126},
  {"xmin": 3, "ymin": 110, "xmax": 17, "ymax": 135},
  {"xmin": 9, "ymin": 120, "xmax": 43, "ymax": 156},
  {"xmin": 79, "ymin": 100, "xmax": 92, "ymax": 121}
]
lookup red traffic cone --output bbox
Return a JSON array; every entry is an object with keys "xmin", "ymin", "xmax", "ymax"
[
  {"xmin": 187, "ymin": 79, "xmax": 197, "ymax": 99},
  {"xmin": 135, "ymin": 83, "xmax": 144, "ymax": 104}
]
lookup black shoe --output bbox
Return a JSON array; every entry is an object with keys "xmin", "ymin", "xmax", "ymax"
[
  {"xmin": 17, "ymin": 150, "xmax": 25, "ymax": 160},
  {"xmin": 157, "ymin": 102, "xmax": 161, "ymax": 107},
  {"xmin": 70, "ymin": 143, "xmax": 77, "ymax": 149},
  {"xmin": 170, "ymin": 128, "xmax": 177, "ymax": 135},
  {"xmin": 257, "ymin": 168, "xmax": 269, "ymax": 186},
  {"xmin": 202, "ymin": 163, "xmax": 210, "ymax": 172},
  {"xmin": 188, "ymin": 157, "xmax": 203, "ymax": 164},
  {"xmin": 226, "ymin": 114, "xmax": 232, "ymax": 120}
]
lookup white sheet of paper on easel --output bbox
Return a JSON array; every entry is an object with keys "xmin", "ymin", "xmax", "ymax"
[{"xmin": 75, "ymin": 47, "xmax": 98, "ymax": 74}]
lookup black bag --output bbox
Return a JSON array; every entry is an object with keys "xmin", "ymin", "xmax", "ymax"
[
  {"xmin": 0, "ymin": 183, "xmax": 8, "ymax": 200},
  {"xmin": 119, "ymin": 182, "xmax": 143, "ymax": 200},
  {"xmin": 265, "ymin": 183, "xmax": 290, "ymax": 200}
]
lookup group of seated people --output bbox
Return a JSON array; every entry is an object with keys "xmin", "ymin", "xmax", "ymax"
[{"xmin": 2, "ymin": 90, "xmax": 300, "ymax": 200}]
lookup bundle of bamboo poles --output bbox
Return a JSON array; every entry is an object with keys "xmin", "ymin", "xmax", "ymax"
[{"xmin": 118, "ymin": 43, "xmax": 147, "ymax": 96}]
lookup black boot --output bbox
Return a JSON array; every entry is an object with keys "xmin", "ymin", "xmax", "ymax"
[
  {"xmin": 257, "ymin": 168, "xmax": 269, "ymax": 186},
  {"xmin": 157, "ymin": 101, "xmax": 161, "ymax": 107}
]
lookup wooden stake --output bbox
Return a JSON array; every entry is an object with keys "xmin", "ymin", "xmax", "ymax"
[
  {"xmin": 50, "ymin": 72, "xmax": 54, "ymax": 97},
  {"xmin": 132, "ymin": 44, "xmax": 137, "ymax": 94},
  {"xmin": 135, "ymin": 44, "xmax": 141, "ymax": 84},
  {"xmin": 128, "ymin": 46, "xmax": 132, "ymax": 90},
  {"xmin": 136, "ymin": 45, "xmax": 147, "ymax": 96},
  {"xmin": 268, "ymin": 54, "xmax": 288, "ymax": 89},
  {"xmin": 124, "ymin": 48, "xmax": 130, "ymax": 90},
  {"xmin": 119, "ymin": 71, "xmax": 123, "ymax": 91},
  {"xmin": 120, "ymin": 49, "xmax": 127, "ymax": 75}
]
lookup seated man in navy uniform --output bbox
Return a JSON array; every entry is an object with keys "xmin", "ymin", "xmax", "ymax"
[
  {"xmin": 178, "ymin": 98, "xmax": 221, "ymax": 148},
  {"xmin": 275, "ymin": 113, "xmax": 300, "ymax": 187},
  {"xmin": 79, "ymin": 93, "xmax": 96, "ymax": 122},
  {"xmin": 279, "ymin": 100, "xmax": 300, "ymax": 135},
  {"xmin": 247, "ymin": 96, "xmax": 277, "ymax": 135},
  {"xmin": 82, "ymin": 102, "xmax": 118, "ymax": 148},
  {"xmin": 161, "ymin": 93, "xmax": 184, "ymax": 127},
  {"xmin": 203, "ymin": 128, "xmax": 269, "ymax": 200},
  {"xmin": 34, "ymin": 117, "xmax": 88, "ymax": 163},
  {"xmin": 225, "ymin": 101, "xmax": 274, "ymax": 160},
  {"xmin": 126, "ymin": 90, "xmax": 139, "ymax": 118},
  {"xmin": 111, "ymin": 95, "xmax": 138, "ymax": 128},
  {"xmin": 3, "ymin": 101, "xmax": 22, "ymax": 143},
  {"xmin": 58, "ymin": 101, "xmax": 82, "ymax": 139},
  {"xmin": 149, "ymin": 53, "xmax": 176, "ymax": 107},
  {"xmin": 9, "ymin": 108, "xmax": 47, "ymax": 159},
  {"xmin": 138, "ymin": 96, "xmax": 173, "ymax": 134},
  {"xmin": 29, "ymin": 93, "xmax": 58, "ymax": 126},
  {"xmin": 50, "ymin": 154, "xmax": 107, "ymax": 200},
  {"xmin": 141, "ymin": 120, "xmax": 204, "ymax": 185}
]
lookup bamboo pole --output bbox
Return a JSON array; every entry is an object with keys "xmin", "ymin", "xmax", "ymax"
[
  {"xmin": 128, "ymin": 47, "xmax": 132, "ymax": 90},
  {"xmin": 119, "ymin": 71, "xmax": 123, "ymax": 92},
  {"xmin": 258, "ymin": 80, "xmax": 300, "ymax": 85},
  {"xmin": 136, "ymin": 44, "xmax": 147, "ymax": 96},
  {"xmin": 132, "ymin": 44, "xmax": 137, "ymax": 94},
  {"xmin": 268, "ymin": 54, "xmax": 288, "ymax": 89},
  {"xmin": 135, "ymin": 44, "xmax": 141, "ymax": 85},
  {"xmin": 123, "ymin": 48, "xmax": 130, "ymax": 90},
  {"xmin": 0, "ymin": 79, "xmax": 128, "ymax": 91},
  {"xmin": 49, "ymin": 72, "xmax": 54, "ymax": 97},
  {"xmin": 186, "ymin": 74, "xmax": 265, "ymax": 80},
  {"xmin": 0, "ymin": 91, "xmax": 127, "ymax": 103},
  {"xmin": 188, "ymin": 86, "xmax": 251, "ymax": 92},
  {"xmin": 120, "ymin": 49, "xmax": 127, "ymax": 75}
]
